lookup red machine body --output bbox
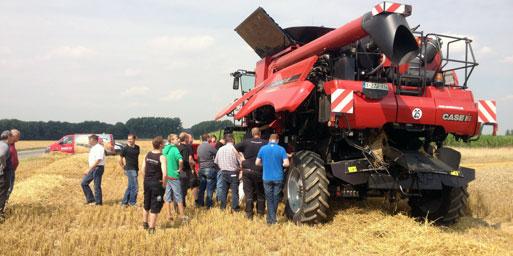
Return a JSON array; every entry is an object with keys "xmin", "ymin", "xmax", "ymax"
[
  {"xmin": 324, "ymin": 80, "xmax": 479, "ymax": 136},
  {"xmin": 219, "ymin": 2, "xmax": 495, "ymax": 225},
  {"xmin": 218, "ymin": 2, "xmax": 495, "ymax": 139}
]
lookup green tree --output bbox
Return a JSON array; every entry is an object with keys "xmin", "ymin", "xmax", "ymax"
[
  {"xmin": 190, "ymin": 120, "xmax": 233, "ymax": 138},
  {"xmin": 125, "ymin": 117, "xmax": 183, "ymax": 139}
]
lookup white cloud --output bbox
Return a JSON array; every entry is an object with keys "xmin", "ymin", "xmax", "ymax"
[
  {"xmin": 477, "ymin": 46, "xmax": 494, "ymax": 56},
  {"xmin": 122, "ymin": 86, "xmax": 149, "ymax": 96},
  {"xmin": 147, "ymin": 35, "xmax": 214, "ymax": 52},
  {"xmin": 499, "ymin": 94, "xmax": 513, "ymax": 102},
  {"xmin": 160, "ymin": 89, "xmax": 188, "ymax": 101},
  {"xmin": 45, "ymin": 46, "xmax": 96, "ymax": 59},
  {"xmin": 500, "ymin": 55, "xmax": 513, "ymax": 64},
  {"xmin": 0, "ymin": 46, "xmax": 12, "ymax": 55},
  {"xmin": 124, "ymin": 68, "xmax": 142, "ymax": 77}
]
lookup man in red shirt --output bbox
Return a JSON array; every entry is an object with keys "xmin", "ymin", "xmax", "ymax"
[{"xmin": 7, "ymin": 129, "xmax": 20, "ymax": 199}]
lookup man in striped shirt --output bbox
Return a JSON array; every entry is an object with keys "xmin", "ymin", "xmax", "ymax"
[{"xmin": 214, "ymin": 134, "xmax": 241, "ymax": 210}]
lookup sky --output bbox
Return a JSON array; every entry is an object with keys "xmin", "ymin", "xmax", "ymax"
[{"xmin": 0, "ymin": 0, "xmax": 512, "ymax": 132}]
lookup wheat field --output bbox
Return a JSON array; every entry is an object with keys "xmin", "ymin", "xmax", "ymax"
[
  {"xmin": 1, "ymin": 142, "xmax": 513, "ymax": 255},
  {"xmin": 15, "ymin": 140, "xmax": 54, "ymax": 151}
]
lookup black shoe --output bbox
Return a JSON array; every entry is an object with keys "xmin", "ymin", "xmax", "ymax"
[
  {"xmin": 143, "ymin": 222, "xmax": 149, "ymax": 230},
  {"xmin": 245, "ymin": 213, "xmax": 254, "ymax": 220},
  {"xmin": 148, "ymin": 228, "xmax": 156, "ymax": 234}
]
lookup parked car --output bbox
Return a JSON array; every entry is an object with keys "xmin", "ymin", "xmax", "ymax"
[
  {"xmin": 114, "ymin": 142, "xmax": 126, "ymax": 155},
  {"xmin": 46, "ymin": 133, "xmax": 115, "ymax": 155}
]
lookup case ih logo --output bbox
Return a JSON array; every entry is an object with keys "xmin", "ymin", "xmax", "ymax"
[{"xmin": 442, "ymin": 113, "xmax": 472, "ymax": 122}]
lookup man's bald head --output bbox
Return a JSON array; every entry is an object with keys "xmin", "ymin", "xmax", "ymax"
[
  {"xmin": 10, "ymin": 129, "xmax": 20, "ymax": 142},
  {"xmin": 251, "ymin": 127, "xmax": 261, "ymax": 138}
]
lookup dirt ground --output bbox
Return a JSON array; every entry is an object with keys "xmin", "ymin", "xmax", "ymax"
[{"xmin": 1, "ymin": 143, "xmax": 512, "ymax": 255}]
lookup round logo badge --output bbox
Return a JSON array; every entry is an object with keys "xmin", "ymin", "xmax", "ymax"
[{"xmin": 412, "ymin": 108, "xmax": 423, "ymax": 120}]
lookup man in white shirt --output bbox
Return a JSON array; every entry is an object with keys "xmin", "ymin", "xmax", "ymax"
[
  {"xmin": 214, "ymin": 134, "xmax": 242, "ymax": 211},
  {"xmin": 81, "ymin": 135, "xmax": 105, "ymax": 205}
]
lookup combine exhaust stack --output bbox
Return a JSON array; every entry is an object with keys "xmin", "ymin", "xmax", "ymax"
[{"xmin": 362, "ymin": 12, "xmax": 418, "ymax": 65}]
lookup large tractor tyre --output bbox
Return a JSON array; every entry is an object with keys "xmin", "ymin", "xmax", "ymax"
[
  {"xmin": 408, "ymin": 185, "xmax": 469, "ymax": 225},
  {"xmin": 285, "ymin": 151, "xmax": 330, "ymax": 224}
]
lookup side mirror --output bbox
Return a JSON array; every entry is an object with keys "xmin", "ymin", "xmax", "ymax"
[{"xmin": 233, "ymin": 77, "xmax": 240, "ymax": 90}]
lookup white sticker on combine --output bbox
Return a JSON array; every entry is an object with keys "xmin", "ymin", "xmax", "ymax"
[{"xmin": 412, "ymin": 108, "xmax": 422, "ymax": 120}]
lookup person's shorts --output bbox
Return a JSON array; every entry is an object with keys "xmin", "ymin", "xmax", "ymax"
[
  {"xmin": 165, "ymin": 179, "xmax": 183, "ymax": 203},
  {"xmin": 143, "ymin": 181, "xmax": 164, "ymax": 214}
]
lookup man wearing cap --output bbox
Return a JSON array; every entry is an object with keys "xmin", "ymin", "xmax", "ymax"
[{"xmin": 81, "ymin": 134, "xmax": 105, "ymax": 205}]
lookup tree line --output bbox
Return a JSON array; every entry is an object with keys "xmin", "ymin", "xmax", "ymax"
[
  {"xmin": 506, "ymin": 129, "xmax": 513, "ymax": 136},
  {"xmin": 0, "ymin": 118, "xmax": 233, "ymax": 140}
]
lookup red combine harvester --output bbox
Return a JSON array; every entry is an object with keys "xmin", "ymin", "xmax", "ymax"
[{"xmin": 216, "ymin": 2, "xmax": 497, "ymax": 224}]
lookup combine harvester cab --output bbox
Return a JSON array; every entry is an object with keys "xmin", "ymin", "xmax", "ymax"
[{"xmin": 217, "ymin": 2, "xmax": 497, "ymax": 225}]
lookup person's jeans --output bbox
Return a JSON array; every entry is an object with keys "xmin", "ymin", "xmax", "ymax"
[
  {"xmin": 164, "ymin": 179, "xmax": 183, "ymax": 203},
  {"xmin": 6, "ymin": 168, "xmax": 15, "ymax": 199},
  {"xmin": 215, "ymin": 169, "xmax": 222, "ymax": 201},
  {"xmin": 0, "ymin": 173, "xmax": 8, "ymax": 213},
  {"xmin": 179, "ymin": 170, "xmax": 190, "ymax": 207},
  {"xmin": 218, "ymin": 170, "xmax": 239, "ymax": 210},
  {"xmin": 122, "ymin": 170, "xmax": 138, "ymax": 206},
  {"xmin": 81, "ymin": 166, "xmax": 104, "ymax": 205},
  {"xmin": 243, "ymin": 170, "xmax": 265, "ymax": 217},
  {"xmin": 264, "ymin": 180, "xmax": 283, "ymax": 224},
  {"xmin": 197, "ymin": 168, "xmax": 217, "ymax": 208}
]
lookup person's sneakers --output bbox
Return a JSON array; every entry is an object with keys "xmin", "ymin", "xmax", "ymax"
[
  {"xmin": 148, "ymin": 228, "xmax": 156, "ymax": 234},
  {"xmin": 120, "ymin": 203, "xmax": 128, "ymax": 208},
  {"xmin": 245, "ymin": 213, "xmax": 254, "ymax": 220},
  {"xmin": 84, "ymin": 201, "xmax": 95, "ymax": 206},
  {"xmin": 143, "ymin": 222, "xmax": 149, "ymax": 230}
]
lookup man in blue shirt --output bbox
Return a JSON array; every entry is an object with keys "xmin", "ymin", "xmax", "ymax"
[{"xmin": 256, "ymin": 134, "xmax": 289, "ymax": 224}]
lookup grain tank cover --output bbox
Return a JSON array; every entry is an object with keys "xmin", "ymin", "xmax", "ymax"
[{"xmin": 235, "ymin": 7, "xmax": 293, "ymax": 58}]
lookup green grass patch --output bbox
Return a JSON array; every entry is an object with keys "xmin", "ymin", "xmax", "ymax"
[{"xmin": 445, "ymin": 135, "xmax": 513, "ymax": 148}]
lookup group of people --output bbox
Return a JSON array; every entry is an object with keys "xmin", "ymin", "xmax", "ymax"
[
  {"xmin": 0, "ymin": 129, "xmax": 21, "ymax": 222},
  {"xmin": 80, "ymin": 127, "xmax": 289, "ymax": 234}
]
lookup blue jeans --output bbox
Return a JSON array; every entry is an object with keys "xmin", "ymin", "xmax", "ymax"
[
  {"xmin": 197, "ymin": 168, "xmax": 217, "ymax": 208},
  {"xmin": 215, "ymin": 170, "xmax": 222, "ymax": 201},
  {"xmin": 81, "ymin": 166, "xmax": 104, "ymax": 204},
  {"xmin": 164, "ymin": 179, "xmax": 183, "ymax": 203},
  {"xmin": 264, "ymin": 181, "xmax": 283, "ymax": 224},
  {"xmin": 122, "ymin": 170, "xmax": 138, "ymax": 205},
  {"xmin": 218, "ymin": 170, "xmax": 239, "ymax": 210}
]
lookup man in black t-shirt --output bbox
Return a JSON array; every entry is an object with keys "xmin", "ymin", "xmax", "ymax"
[
  {"xmin": 235, "ymin": 127, "xmax": 267, "ymax": 219},
  {"xmin": 119, "ymin": 134, "xmax": 140, "ymax": 206},
  {"xmin": 177, "ymin": 132, "xmax": 195, "ymax": 208}
]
